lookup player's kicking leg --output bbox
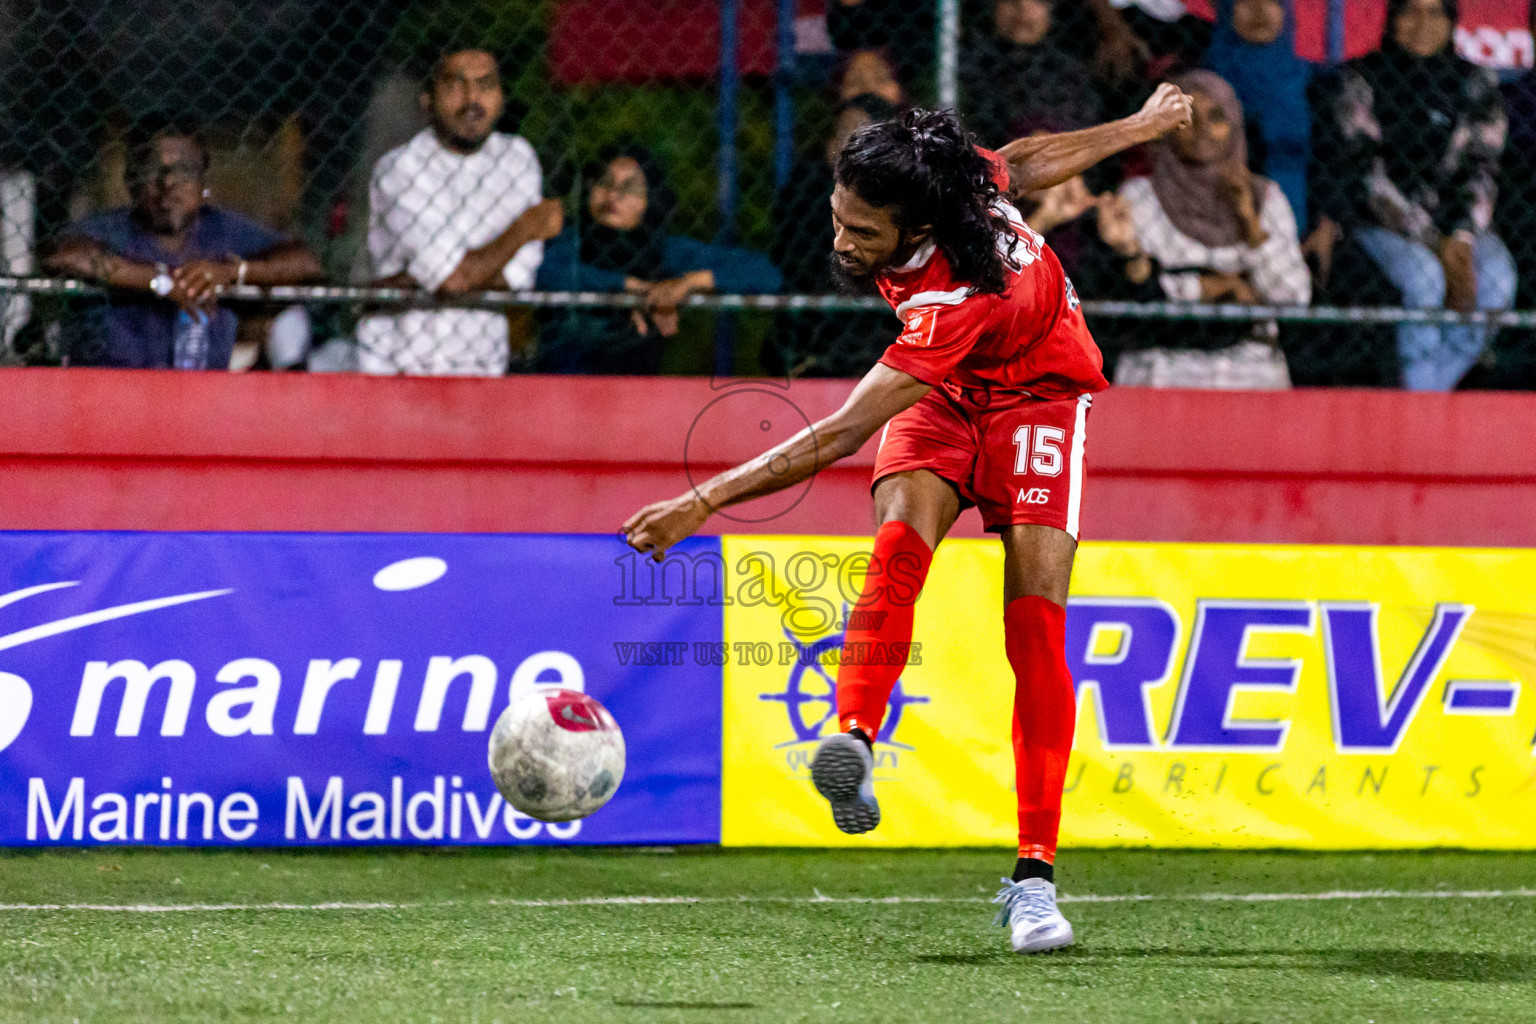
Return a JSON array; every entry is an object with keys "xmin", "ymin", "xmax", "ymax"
[
  {"xmin": 992, "ymin": 523, "xmax": 1078, "ymax": 953},
  {"xmin": 810, "ymin": 469, "xmax": 960, "ymax": 834}
]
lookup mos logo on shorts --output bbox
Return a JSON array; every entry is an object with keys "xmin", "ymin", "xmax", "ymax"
[
  {"xmin": 1018, "ymin": 487, "xmax": 1052, "ymax": 505},
  {"xmin": 758, "ymin": 617, "xmax": 929, "ymax": 777}
]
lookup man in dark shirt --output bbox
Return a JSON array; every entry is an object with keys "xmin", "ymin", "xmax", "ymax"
[{"xmin": 45, "ymin": 117, "xmax": 321, "ymax": 368}]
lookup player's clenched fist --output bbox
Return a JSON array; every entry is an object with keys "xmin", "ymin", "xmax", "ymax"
[
  {"xmin": 623, "ymin": 493, "xmax": 710, "ymax": 560},
  {"xmin": 1138, "ymin": 83, "xmax": 1194, "ymax": 137}
]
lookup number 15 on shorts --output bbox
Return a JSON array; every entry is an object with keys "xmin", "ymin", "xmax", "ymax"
[{"xmin": 1013, "ymin": 425, "xmax": 1065, "ymax": 477}]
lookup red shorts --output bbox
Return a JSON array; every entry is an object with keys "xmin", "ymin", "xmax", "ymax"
[{"xmin": 872, "ymin": 389, "xmax": 1094, "ymax": 537}]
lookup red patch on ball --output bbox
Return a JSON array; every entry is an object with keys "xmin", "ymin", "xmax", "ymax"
[{"xmin": 544, "ymin": 689, "xmax": 610, "ymax": 733}]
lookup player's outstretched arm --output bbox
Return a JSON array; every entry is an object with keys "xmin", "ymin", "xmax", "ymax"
[
  {"xmin": 623, "ymin": 364, "xmax": 932, "ymax": 558},
  {"xmin": 998, "ymin": 83, "xmax": 1194, "ymax": 195}
]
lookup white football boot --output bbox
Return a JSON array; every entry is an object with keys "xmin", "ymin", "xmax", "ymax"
[
  {"xmin": 809, "ymin": 731, "xmax": 880, "ymax": 834},
  {"xmin": 992, "ymin": 877, "xmax": 1074, "ymax": 953}
]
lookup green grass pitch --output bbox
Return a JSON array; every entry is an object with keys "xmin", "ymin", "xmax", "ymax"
[{"xmin": 2, "ymin": 847, "xmax": 1533, "ymax": 1023}]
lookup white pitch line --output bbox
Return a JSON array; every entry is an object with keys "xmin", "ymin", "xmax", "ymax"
[
  {"xmin": 1061, "ymin": 888, "xmax": 1536, "ymax": 904},
  {"xmin": 0, "ymin": 901, "xmax": 413, "ymax": 912},
  {"xmin": 0, "ymin": 888, "xmax": 1534, "ymax": 913}
]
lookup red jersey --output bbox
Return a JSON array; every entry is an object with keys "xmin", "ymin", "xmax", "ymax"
[{"xmin": 875, "ymin": 149, "xmax": 1108, "ymax": 408}]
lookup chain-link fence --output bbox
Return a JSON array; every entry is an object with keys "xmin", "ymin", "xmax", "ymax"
[{"xmin": 2, "ymin": 0, "xmax": 1535, "ymax": 389}]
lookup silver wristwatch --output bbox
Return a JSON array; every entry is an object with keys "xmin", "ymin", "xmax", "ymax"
[{"xmin": 150, "ymin": 262, "xmax": 174, "ymax": 297}]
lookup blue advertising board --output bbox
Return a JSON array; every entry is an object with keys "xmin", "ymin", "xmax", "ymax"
[{"xmin": 0, "ymin": 532, "xmax": 722, "ymax": 846}]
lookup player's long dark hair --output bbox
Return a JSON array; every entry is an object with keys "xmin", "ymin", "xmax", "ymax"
[{"xmin": 834, "ymin": 108, "xmax": 1016, "ymax": 295}]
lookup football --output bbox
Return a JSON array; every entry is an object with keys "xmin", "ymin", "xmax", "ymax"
[{"xmin": 488, "ymin": 687, "xmax": 626, "ymax": 822}]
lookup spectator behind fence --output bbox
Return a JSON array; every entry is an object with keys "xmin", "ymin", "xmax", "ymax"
[
  {"xmin": 535, "ymin": 147, "xmax": 782, "ymax": 375},
  {"xmin": 833, "ymin": 49, "xmax": 905, "ymax": 108},
  {"xmin": 1325, "ymin": 0, "xmax": 1514, "ymax": 391},
  {"xmin": 358, "ymin": 48, "xmax": 563, "ymax": 376},
  {"xmin": 44, "ymin": 118, "xmax": 321, "ymax": 369},
  {"xmin": 960, "ymin": 0, "xmax": 1101, "ymax": 147},
  {"xmin": 0, "ymin": 169, "xmax": 34, "ymax": 356},
  {"xmin": 1121, "ymin": 71, "xmax": 1309, "ymax": 307},
  {"xmin": 1203, "ymin": 0, "xmax": 1312, "ymax": 231},
  {"xmin": 1048, "ymin": 1, "xmax": 1212, "ymax": 148},
  {"xmin": 1502, "ymin": 12, "xmax": 1536, "ymax": 277},
  {"xmin": 1117, "ymin": 70, "xmax": 1309, "ymax": 385},
  {"xmin": 1497, "ymin": 3, "xmax": 1536, "ymax": 386},
  {"xmin": 1104, "ymin": 0, "xmax": 1214, "ymax": 77},
  {"xmin": 766, "ymin": 94, "xmax": 900, "ymax": 377},
  {"xmin": 1044, "ymin": 0, "xmax": 1159, "ymax": 84},
  {"xmin": 826, "ymin": 0, "xmax": 932, "ymax": 86},
  {"xmin": 1021, "ymin": 175, "xmax": 1165, "ymax": 376}
]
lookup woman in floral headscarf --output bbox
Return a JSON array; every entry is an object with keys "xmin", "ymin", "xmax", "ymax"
[{"xmin": 1322, "ymin": 0, "xmax": 1515, "ymax": 391}]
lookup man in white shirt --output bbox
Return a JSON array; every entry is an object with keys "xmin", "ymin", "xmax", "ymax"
[{"xmin": 360, "ymin": 48, "xmax": 563, "ymax": 375}]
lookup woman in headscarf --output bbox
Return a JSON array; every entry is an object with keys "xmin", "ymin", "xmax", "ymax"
[
  {"xmin": 1202, "ymin": 0, "xmax": 1312, "ymax": 230},
  {"xmin": 1119, "ymin": 69, "xmax": 1310, "ymax": 310},
  {"xmin": 535, "ymin": 146, "xmax": 781, "ymax": 374},
  {"xmin": 1323, "ymin": 0, "xmax": 1514, "ymax": 391},
  {"xmin": 1113, "ymin": 69, "xmax": 1309, "ymax": 382}
]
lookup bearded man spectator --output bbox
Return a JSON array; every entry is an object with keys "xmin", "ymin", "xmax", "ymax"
[{"xmin": 359, "ymin": 47, "xmax": 563, "ymax": 375}]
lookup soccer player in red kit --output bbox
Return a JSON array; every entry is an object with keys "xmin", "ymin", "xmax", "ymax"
[{"xmin": 624, "ymin": 85, "xmax": 1192, "ymax": 953}]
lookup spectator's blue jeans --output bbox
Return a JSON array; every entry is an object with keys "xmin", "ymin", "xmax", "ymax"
[{"xmin": 1355, "ymin": 227, "xmax": 1517, "ymax": 391}]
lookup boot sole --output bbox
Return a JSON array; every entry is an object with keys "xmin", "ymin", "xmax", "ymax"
[{"xmin": 810, "ymin": 736, "xmax": 880, "ymax": 835}]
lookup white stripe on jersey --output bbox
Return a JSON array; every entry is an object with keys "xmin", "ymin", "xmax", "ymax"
[
  {"xmin": 993, "ymin": 199, "xmax": 1041, "ymax": 266},
  {"xmin": 1065, "ymin": 393, "xmax": 1092, "ymax": 540},
  {"xmin": 893, "ymin": 287, "xmax": 972, "ymax": 320}
]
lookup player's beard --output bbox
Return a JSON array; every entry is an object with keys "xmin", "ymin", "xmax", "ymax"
[{"xmin": 828, "ymin": 252, "xmax": 880, "ymax": 296}]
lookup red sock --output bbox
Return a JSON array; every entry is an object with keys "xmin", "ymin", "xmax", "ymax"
[
  {"xmin": 835, "ymin": 521, "xmax": 933, "ymax": 738},
  {"xmin": 1004, "ymin": 595, "xmax": 1077, "ymax": 864}
]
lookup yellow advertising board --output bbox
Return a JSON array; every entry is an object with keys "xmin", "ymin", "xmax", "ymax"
[{"xmin": 719, "ymin": 538, "xmax": 1536, "ymax": 849}]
